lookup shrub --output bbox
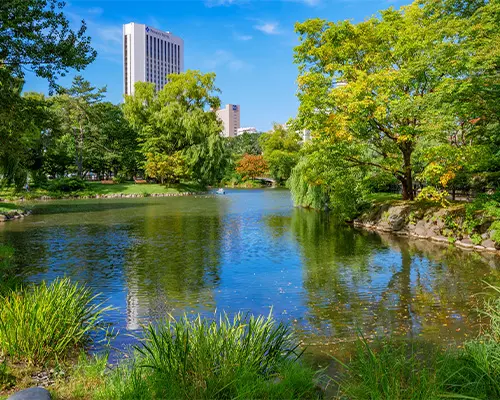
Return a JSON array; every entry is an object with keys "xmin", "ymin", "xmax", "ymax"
[
  {"xmin": 97, "ymin": 312, "xmax": 318, "ymax": 399},
  {"xmin": 0, "ymin": 278, "xmax": 110, "ymax": 365},
  {"xmin": 112, "ymin": 173, "xmax": 128, "ymax": 184},
  {"xmin": 47, "ymin": 177, "xmax": 89, "ymax": 192}
]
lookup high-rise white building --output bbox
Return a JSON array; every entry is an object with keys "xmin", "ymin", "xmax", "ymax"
[
  {"xmin": 123, "ymin": 22, "xmax": 184, "ymax": 96},
  {"xmin": 216, "ymin": 104, "xmax": 240, "ymax": 137}
]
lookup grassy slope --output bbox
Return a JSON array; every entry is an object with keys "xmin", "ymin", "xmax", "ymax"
[
  {"xmin": 0, "ymin": 182, "xmax": 206, "ymax": 201},
  {"xmin": 0, "ymin": 203, "xmax": 23, "ymax": 214}
]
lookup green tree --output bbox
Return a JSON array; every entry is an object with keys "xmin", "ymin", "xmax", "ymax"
[
  {"xmin": 226, "ymin": 132, "xmax": 262, "ymax": 157},
  {"xmin": 294, "ymin": 0, "xmax": 500, "ymax": 200},
  {"xmin": 145, "ymin": 152, "xmax": 189, "ymax": 184},
  {"xmin": 0, "ymin": 0, "xmax": 96, "ymax": 88},
  {"xmin": 0, "ymin": 0, "xmax": 96, "ymax": 186},
  {"xmin": 52, "ymin": 76, "xmax": 106, "ymax": 178},
  {"xmin": 259, "ymin": 124, "xmax": 301, "ymax": 184},
  {"xmin": 124, "ymin": 70, "xmax": 227, "ymax": 185}
]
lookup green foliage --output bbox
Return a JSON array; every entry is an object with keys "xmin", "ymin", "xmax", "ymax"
[
  {"xmin": 0, "ymin": 278, "xmax": 110, "ymax": 365},
  {"xmin": 144, "ymin": 152, "xmax": 189, "ymax": 184},
  {"xmin": 294, "ymin": 0, "xmax": 500, "ymax": 200},
  {"xmin": 124, "ymin": 71, "xmax": 227, "ymax": 185},
  {"xmin": 289, "ymin": 152, "xmax": 367, "ymax": 219},
  {"xmin": 288, "ymin": 158, "xmax": 330, "ymax": 210},
  {"xmin": 47, "ymin": 177, "xmax": 89, "ymax": 193},
  {"xmin": 471, "ymin": 233, "xmax": 483, "ymax": 245},
  {"xmin": 96, "ymin": 313, "xmax": 317, "ymax": 400},
  {"xmin": 0, "ymin": 0, "xmax": 96, "ymax": 187},
  {"xmin": 226, "ymin": 132, "xmax": 262, "ymax": 156},
  {"xmin": 259, "ymin": 124, "xmax": 301, "ymax": 184},
  {"xmin": 416, "ymin": 187, "xmax": 450, "ymax": 207}
]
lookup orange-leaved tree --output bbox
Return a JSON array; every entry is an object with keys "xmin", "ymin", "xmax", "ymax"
[{"xmin": 236, "ymin": 154, "xmax": 268, "ymax": 180}]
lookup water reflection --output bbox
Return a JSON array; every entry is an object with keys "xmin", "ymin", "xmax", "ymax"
[{"xmin": 0, "ymin": 191, "xmax": 499, "ymax": 358}]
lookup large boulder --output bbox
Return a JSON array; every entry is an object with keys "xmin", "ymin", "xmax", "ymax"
[{"xmin": 8, "ymin": 387, "xmax": 51, "ymax": 400}]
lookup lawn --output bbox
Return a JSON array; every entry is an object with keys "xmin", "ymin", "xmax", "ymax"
[
  {"xmin": 0, "ymin": 203, "xmax": 23, "ymax": 214},
  {"xmin": 364, "ymin": 192, "xmax": 402, "ymax": 203},
  {"xmin": 86, "ymin": 181, "xmax": 205, "ymax": 195},
  {"xmin": 0, "ymin": 182, "xmax": 207, "ymax": 201}
]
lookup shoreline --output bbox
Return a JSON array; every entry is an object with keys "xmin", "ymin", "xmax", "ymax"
[
  {"xmin": 353, "ymin": 201, "xmax": 500, "ymax": 255},
  {"xmin": 12, "ymin": 191, "xmax": 209, "ymax": 202},
  {"xmin": 0, "ymin": 191, "xmax": 210, "ymax": 222},
  {"xmin": 353, "ymin": 220, "xmax": 499, "ymax": 254}
]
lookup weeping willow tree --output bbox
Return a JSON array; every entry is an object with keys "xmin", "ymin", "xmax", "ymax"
[
  {"xmin": 123, "ymin": 71, "xmax": 228, "ymax": 185},
  {"xmin": 288, "ymin": 143, "xmax": 367, "ymax": 220}
]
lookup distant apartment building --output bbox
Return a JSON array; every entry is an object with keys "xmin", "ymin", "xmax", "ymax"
[
  {"xmin": 237, "ymin": 127, "xmax": 258, "ymax": 135},
  {"xmin": 123, "ymin": 22, "xmax": 184, "ymax": 96},
  {"xmin": 216, "ymin": 104, "xmax": 240, "ymax": 137}
]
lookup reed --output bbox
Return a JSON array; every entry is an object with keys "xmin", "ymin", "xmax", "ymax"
[{"xmin": 0, "ymin": 278, "xmax": 109, "ymax": 365}]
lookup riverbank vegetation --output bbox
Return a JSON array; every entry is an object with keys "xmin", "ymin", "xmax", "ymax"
[
  {"xmin": 290, "ymin": 0, "xmax": 500, "ymax": 217},
  {"xmin": 0, "ymin": 181, "xmax": 206, "ymax": 201}
]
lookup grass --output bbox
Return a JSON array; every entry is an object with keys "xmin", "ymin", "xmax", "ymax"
[
  {"xmin": 364, "ymin": 192, "xmax": 402, "ymax": 204},
  {"xmin": 332, "ymin": 284, "xmax": 500, "ymax": 400},
  {"xmin": 0, "ymin": 181, "xmax": 206, "ymax": 201},
  {"xmin": 0, "ymin": 202, "xmax": 24, "ymax": 215},
  {"xmin": 95, "ymin": 312, "xmax": 319, "ymax": 400},
  {"xmin": 0, "ymin": 278, "xmax": 110, "ymax": 366}
]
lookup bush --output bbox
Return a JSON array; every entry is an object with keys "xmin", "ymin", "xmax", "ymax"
[
  {"xmin": 96, "ymin": 313, "xmax": 318, "ymax": 399},
  {"xmin": 0, "ymin": 278, "xmax": 109, "ymax": 365},
  {"xmin": 47, "ymin": 177, "xmax": 89, "ymax": 192},
  {"xmin": 112, "ymin": 173, "xmax": 128, "ymax": 184}
]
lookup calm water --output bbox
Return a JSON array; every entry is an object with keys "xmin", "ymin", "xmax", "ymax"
[{"xmin": 1, "ymin": 189, "xmax": 499, "ymax": 360}]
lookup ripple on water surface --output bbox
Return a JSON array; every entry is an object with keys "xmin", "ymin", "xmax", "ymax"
[{"xmin": 0, "ymin": 189, "xmax": 499, "ymax": 358}]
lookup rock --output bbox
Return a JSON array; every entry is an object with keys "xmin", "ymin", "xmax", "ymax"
[
  {"xmin": 7, "ymin": 387, "xmax": 51, "ymax": 400},
  {"xmin": 431, "ymin": 236, "xmax": 449, "ymax": 243},
  {"xmin": 481, "ymin": 239, "xmax": 497, "ymax": 251},
  {"xmin": 0, "ymin": 215, "xmax": 7, "ymax": 222},
  {"xmin": 482, "ymin": 232, "xmax": 489, "ymax": 240},
  {"xmin": 456, "ymin": 239, "xmax": 474, "ymax": 249},
  {"xmin": 414, "ymin": 220, "xmax": 428, "ymax": 237}
]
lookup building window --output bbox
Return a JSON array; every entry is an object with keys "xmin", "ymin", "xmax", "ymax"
[{"xmin": 177, "ymin": 45, "xmax": 180, "ymax": 70}]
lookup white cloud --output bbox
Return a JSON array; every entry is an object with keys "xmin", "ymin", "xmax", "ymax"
[{"xmin": 254, "ymin": 22, "xmax": 280, "ymax": 35}]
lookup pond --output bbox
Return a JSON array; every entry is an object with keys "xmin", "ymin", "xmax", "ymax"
[{"xmin": 1, "ymin": 189, "xmax": 499, "ymax": 363}]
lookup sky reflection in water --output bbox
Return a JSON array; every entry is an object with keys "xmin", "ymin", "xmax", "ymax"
[{"xmin": 1, "ymin": 189, "xmax": 499, "ymax": 359}]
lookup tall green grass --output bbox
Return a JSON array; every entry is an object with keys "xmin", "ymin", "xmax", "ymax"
[
  {"xmin": 96, "ymin": 312, "xmax": 319, "ymax": 399},
  {"xmin": 0, "ymin": 278, "xmax": 109, "ymax": 365},
  {"xmin": 333, "ymin": 284, "xmax": 500, "ymax": 400}
]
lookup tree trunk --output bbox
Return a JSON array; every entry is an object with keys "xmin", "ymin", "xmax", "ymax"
[
  {"xmin": 400, "ymin": 146, "xmax": 414, "ymax": 201},
  {"xmin": 77, "ymin": 123, "xmax": 84, "ymax": 179}
]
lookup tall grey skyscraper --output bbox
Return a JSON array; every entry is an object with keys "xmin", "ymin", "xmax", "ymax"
[{"xmin": 123, "ymin": 22, "xmax": 184, "ymax": 96}]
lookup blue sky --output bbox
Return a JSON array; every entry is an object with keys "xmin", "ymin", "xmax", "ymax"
[{"xmin": 23, "ymin": 0, "xmax": 407, "ymax": 131}]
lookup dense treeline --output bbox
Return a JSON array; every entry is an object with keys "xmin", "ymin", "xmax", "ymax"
[
  {"xmin": 0, "ymin": 0, "xmax": 303, "ymax": 191},
  {"xmin": 290, "ymin": 0, "xmax": 500, "ymax": 216}
]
